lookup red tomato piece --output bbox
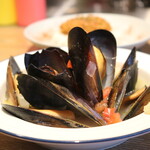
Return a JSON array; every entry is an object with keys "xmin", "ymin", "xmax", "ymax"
[
  {"xmin": 67, "ymin": 60, "xmax": 72, "ymax": 69},
  {"xmin": 102, "ymin": 108, "xmax": 122, "ymax": 124}
]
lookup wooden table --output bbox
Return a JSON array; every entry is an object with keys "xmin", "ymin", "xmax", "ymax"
[
  {"xmin": 0, "ymin": 26, "xmax": 150, "ymax": 150},
  {"xmin": 0, "ymin": 26, "xmax": 39, "ymax": 61}
]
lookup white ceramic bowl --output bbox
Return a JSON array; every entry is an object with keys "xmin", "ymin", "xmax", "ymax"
[
  {"xmin": 0, "ymin": 48, "xmax": 150, "ymax": 150},
  {"xmin": 24, "ymin": 13, "xmax": 150, "ymax": 49}
]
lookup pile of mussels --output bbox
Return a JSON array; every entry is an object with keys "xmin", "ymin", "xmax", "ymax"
[{"xmin": 2, "ymin": 27, "xmax": 150, "ymax": 128}]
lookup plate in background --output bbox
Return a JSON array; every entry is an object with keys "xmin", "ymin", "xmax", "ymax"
[{"xmin": 24, "ymin": 13, "xmax": 150, "ymax": 49}]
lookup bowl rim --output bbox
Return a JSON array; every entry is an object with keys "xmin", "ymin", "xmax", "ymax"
[{"xmin": 0, "ymin": 125, "xmax": 149, "ymax": 144}]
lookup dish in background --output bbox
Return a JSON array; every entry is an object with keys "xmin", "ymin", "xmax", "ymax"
[
  {"xmin": 60, "ymin": 15, "xmax": 111, "ymax": 34},
  {"xmin": 0, "ymin": 48, "xmax": 150, "ymax": 150},
  {"xmin": 24, "ymin": 13, "xmax": 150, "ymax": 49}
]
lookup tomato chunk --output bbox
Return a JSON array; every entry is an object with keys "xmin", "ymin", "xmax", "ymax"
[
  {"xmin": 102, "ymin": 108, "xmax": 122, "ymax": 124},
  {"xmin": 67, "ymin": 60, "xmax": 72, "ymax": 69}
]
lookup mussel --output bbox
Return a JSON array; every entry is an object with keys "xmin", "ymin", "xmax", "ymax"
[
  {"xmin": 68, "ymin": 27, "xmax": 103, "ymax": 106},
  {"xmin": 120, "ymin": 86, "xmax": 150, "ymax": 120},
  {"xmin": 6, "ymin": 56, "xmax": 22, "ymax": 106},
  {"xmin": 2, "ymin": 27, "xmax": 150, "ymax": 128},
  {"xmin": 25, "ymin": 47, "xmax": 76, "ymax": 92},
  {"xmin": 108, "ymin": 47, "xmax": 138, "ymax": 112},
  {"xmin": 3, "ymin": 53, "xmax": 106, "ymax": 127},
  {"xmin": 2, "ymin": 104, "xmax": 89, "ymax": 128},
  {"xmin": 88, "ymin": 29, "xmax": 117, "ymax": 88}
]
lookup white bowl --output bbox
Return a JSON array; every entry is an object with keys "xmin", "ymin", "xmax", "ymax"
[
  {"xmin": 24, "ymin": 13, "xmax": 150, "ymax": 49},
  {"xmin": 0, "ymin": 48, "xmax": 150, "ymax": 150}
]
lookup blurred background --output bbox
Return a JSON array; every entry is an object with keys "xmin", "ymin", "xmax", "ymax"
[
  {"xmin": 0, "ymin": 0, "xmax": 150, "ymax": 60},
  {"xmin": 47, "ymin": 0, "xmax": 150, "ymax": 22},
  {"xmin": 0, "ymin": 0, "xmax": 150, "ymax": 26},
  {"xmin": 47, "ymin": 0, "xmax": 150, "ymax": 14}
]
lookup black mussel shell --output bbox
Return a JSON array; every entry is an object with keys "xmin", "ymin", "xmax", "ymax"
[
  {"xmin": 68, "ymin": 27, "xmax": 103, "ymax": 106},
  {"xmin": 51, "ymin": 82, "xmax": 106, "ymax": 126},
  {"xmin": 88, "ymin": 29, "xmax": 117, "ymax": 88},
  {"xmin": 25, "ymin": 47, "xmax": 69, "ymax": 69},
  {"xmin": 17, "ymin": 74, "xmax": 67, "ymax": 109},
  {"xmin": 119, "ymin": 47, "xmax": 138, "ymax": 93},
  {"xmin": 25, "ymin": 47, "xmax": 76, "ymax": 91},
  {"xmin": 108, "ymin": 68, "xmax": 131, "ymax": 112},
  {"xmin": 108, "ymin": 48, "xmax": 138, "ymax": 112},
  {"xmin": 124, "ymin": 86, "xmax": 150, "ymax": 120},
  {"xmin": 2, "ymin": 104, "xmax": 89, "ymax": 128},
  {"xmin": 16, "ymin": 73, "xmax": 106, "ymax": 126}
]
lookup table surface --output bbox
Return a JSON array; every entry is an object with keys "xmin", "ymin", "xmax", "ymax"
[{"xmin": 0, "ymin": 25, "xmax": 150, "ymax": 150}]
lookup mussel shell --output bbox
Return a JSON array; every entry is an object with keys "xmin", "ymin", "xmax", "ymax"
[
  {"xmin": 119, "ymin": 47, "xmax": 137, "ymax": 93},
  {"xmin": 124, "ymin": 86, "xmax": 150, "ymax": 120},
  {"xmin": 25, "ymin": 47, "xmax": 69, "ymax": 70},
  {"xmin": 88, "ymin": 29, "xmax": 117, "ymax": 87},
  {"xmin": 27, "ymin": 64, "xmax": 76, "ymax": 92},
  {"xmin": 108, "ymin": 69, "xmax": 131, "ymax": 112},
  {"xmin": 46, "ymin": 47, "xmax": 69, "ymax": 63},
  {"xmin": 17, "ymin": 74, "xmax": 67, "ymax": 109},
  {"xmin": 25, "ymin": 48, "xmax": 76, "ymax": 91},
  {"xmin": 2, "ymin": 104, "xmax": 89, "ymax": 128},
  {"xmin": 126, "ymin": 61, "xmax": 138, "ymax": 94},
  {"xmin": 51, "ymin": 81, "xmax": 106, "ymax": 126},
  {"xmin": 68, "ymin": 27, "xmax": 103, "ymax": 105},
  {"xmin": 6, "ymin": 57, "xmax": 22, "ymax": 106},
  {"xmin": 8, "ymin": 56, "xmax": 22, "ymax": 75},
  {"xmin": 16, "ymin": 73, "xmax": 105, "ymax": 126},
  {"xmin": 108, "ymin": 48, "xmax": 138, "ymax": 112},
  {"xmin": 120, "ymin": 47, "xmax": 136, "ymax": 71}
]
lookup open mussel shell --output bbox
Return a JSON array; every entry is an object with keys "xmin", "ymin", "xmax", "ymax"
[
  {"xmin": 2, "ymin": 104, "xmax": 89, "ymax": 128},
  {"xmin": 108, "ymin": 69, "xmax": 131, "ymax": 112},
  {"xmin": 16, "ymin": 73, "xmax": 106, "ymax": 126},
  {"xmin": 123, "ymin": 86, "xmax": 150, "ymax": 120},
  {"xmin": 68, "ymin": 27, "xmax": 103, "ymax": 106},
  {"xmin": 6, "ymin": 57, "xmax": 22, "ymax": 106},
  {"xmin": 108, "ymin": 48, "xmax": 138, "ymax": 112},
  {"xmin": 25, "ymin": 47, "xmax": 76, "ymax": 91},
  {"xmin": 88, "ymin": 29, "xmax": 117, "ymax": 88},
  {"xmin": 118, "ymin": 47, "xmax": 138, "ymax": 93}
]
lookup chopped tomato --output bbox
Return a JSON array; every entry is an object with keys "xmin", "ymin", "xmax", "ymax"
[
  {"xmin": 67, "ymin": 60, "xmax": 73, "ymax": 69},
  {"xmin": 102, "ymin": 108, "xmax": 122, "ymax": 124},
  {"xmin": 103, "ymin": 87, "xmax": 112, "ymax": 99}
]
